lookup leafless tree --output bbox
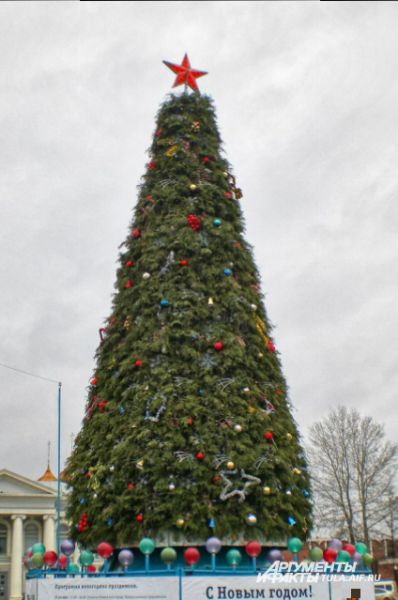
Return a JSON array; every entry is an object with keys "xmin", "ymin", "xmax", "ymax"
[{"xmin": 308, "ymin": 406, "xmax": 397, "ymax": 546}]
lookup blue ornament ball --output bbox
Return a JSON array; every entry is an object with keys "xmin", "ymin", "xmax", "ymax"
[
  {"xmin": 213, "ymin": 218, "xmax": 222, "ymax": 227},
  {"xmin": 160, "ymin": 299, "xmax": 169, "ymax": 308},
  {"xmin": 223, "ymin": 268, "xmax": 232, "ymax": 277}
]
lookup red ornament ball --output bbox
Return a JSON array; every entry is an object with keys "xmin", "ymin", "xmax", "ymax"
[
  {"xmin": 43, "ymin": 550, "xmax": 58, "ymax": 567},
  {"xmin": 323, "ymin": 548, "xmax": 338, "ymax": 563},
  {"xmin": 125, "ymin": 260, "xmax": 133, "ymax": 268},
  {"xmin": 89, "ymin": 377, "xmax": 97, "ymax": 386},
  {"xmin": 186, "ymin": 417, "xmax": 193, "ymax": 425},
  {"xmin": 155, "ymin": 128, "xmax": 162, "ymax": 137},
  {"xmin": 132, "ymin": 228, "xmax": 140, "ymax": 239},
  {"xmin": 342, "ymin": 543, "xmax": 356, "ymax": 556},
  {"xmin": 58, "ymin": 555, "xmax": 67, "ymax": 570},
  {"xmin": 184, "ymin": 547, "xmax": 200, "ymax": 566},
  {"xmin": 98, "ymin": 401, "xmax": 107, "ymax": 413},
  {"xmin": 134, "ymin": 360, "xmax": 143, "ymax": 368},
  {"xmin": 224, "ymin": 191, "xmax": 232, "ymax": 199},
  {"xmin": 125, "ymin": 280, "xmax": 133, "ymax": 289},
  {"xmin": 264, "ymin": 431, "xmax": 274, "ymax": 442},
  {"xmin": 127, "ymin": 483, "xmax": 135, "ymax": 490},
  {"xmin": 213, "ymin": 341, "xmax": 224, "ymax": 352},
  {"xmin": 202, "ymin": 156, "xmax": 210, "ymax": 164},
  {"xmin": 180, "ymin": 259, "xmax": 188, "ymax": 267},
  {"xmin": 267, "ymin": 340, "xmax": 276, "ymax": 353},
  {"xmin": 245, "ymin": 541, "xmax": 262, "ymax": 558},
  {"xmin": 136, "ymin": 514, "xmax": 144, "ymax": 523},
  {"xmin": 148, "ymin": 161, "xmax": 156, "ymax": 171},
  {"xmin": 88, "ymin": 564, "xmax": 96, "ymax": 573},
  {"xmin": 196, "ymin": 452, "xmax": 204, "ymax": 461},
  {"xmin": 97, "ymin": 542, "xmax": 114, "ymax": 560},
  {"xmin": 187, "ymin": 214, "xmax": 201, "ymax": 231}
]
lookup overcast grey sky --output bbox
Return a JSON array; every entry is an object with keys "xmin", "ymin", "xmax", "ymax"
[{"xmin": 0, "ymin": 1, "xmax": 397, "ymax": 479}]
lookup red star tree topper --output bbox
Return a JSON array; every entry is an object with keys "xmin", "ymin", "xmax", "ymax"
[{"xmin": 163, "ymin": 53, "xmax": 207, "ymax": 93}]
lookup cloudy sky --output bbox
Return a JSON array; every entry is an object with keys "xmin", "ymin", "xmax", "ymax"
[{"xmin": 0, "ymin": 1, "xmax": 397, "ymax": 479}]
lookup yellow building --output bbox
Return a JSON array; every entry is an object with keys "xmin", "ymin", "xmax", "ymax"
[{"xmin": 0, "ymin": 466, "xmax": 68, "ymax": 600}]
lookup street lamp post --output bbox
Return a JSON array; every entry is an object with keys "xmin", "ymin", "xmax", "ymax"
[{"xmin": 56, "ymin": 381, "xmax": 62, "ymax": 556}]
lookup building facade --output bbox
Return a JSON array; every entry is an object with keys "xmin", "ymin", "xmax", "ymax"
[{"xmin": 0, "ymin": 468, "xmax": 68, "ymax": 600}]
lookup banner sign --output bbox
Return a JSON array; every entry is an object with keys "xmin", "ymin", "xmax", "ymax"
[
  {"xmin": 25, "ymin": 576, "xmax": 179, "ymax": 599},
  {"xmin": 183, "ymin": 575, "xmax": 376, "ymax": 600},
  {"xmin": 183, "ymin": 576, "xmax": 330, "ymax": 600},
  {"xmin": 26, "ymin": 574, "xmax": 376, "ymax": 600}
]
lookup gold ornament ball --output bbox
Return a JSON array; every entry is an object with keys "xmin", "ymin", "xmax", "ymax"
[
  {"xmin": 258, "ymin": 352, "xmax": 264, "ymax": 358},
  {"xmin": 286, "ymin": 489, "xmax": 292, "ymax": 496},
  {"xmin": 227, "ymin": 461, "xmax": 235, "ymax": 470},
  {"xmin": 250, "ymin": 304, "xmax": 257, "ymax": 311},
  {"xmin": 293, "ymin": 468, "xmax": 302, "ymax": 475},
  {"xmin": 223, "ymin": 171, "xmax": 229, "ymax": 177},
  {"xmin": 142, "ymin": 272, "xmax": 151, "ymax": 280},
  {"xmin": 263, "ymin": 486, "xmax": 272, "ymax": 495},
  {"xmin": 234, "ymin": 424, "xmax": 242, "ymax": 433},
  {"xmin": 176, "ymin": 518, "xmax": 185, "ymax": 528},
  {"xmin": 243, "ymin": 387, "xmax": 250, "ymax": 394},
  {"xmin": 189, "ymin": 183, "xmax": 197, "ymax": 191},
  {"xmin": 286, "ymin": 433, "xmax": 293, "ymax": 441},
  {"xmin": 136, "ymin": 460, "xmax": 144, "ymax": 470},
  {"xmin": 248, "ymin": 406, "xmax": 256, "ymax": 414}
]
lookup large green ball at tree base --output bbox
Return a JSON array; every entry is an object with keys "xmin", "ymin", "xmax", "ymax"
[
  {"xmin": 160, "ymin": 547, "xmax": 177, "ymax": 564},
  {"xmin": 139, "ymin": 538, "xmax": 155, "ymax": 555},
  {"xmin": 287, "ymin": 537, "xmax": 303, "ymax": 553},
  {"xmin": 31, "ymin": 553, "xmax": 44, "ymax": 569},
  {"xmin": 337, "ymin": 550, "xmax": 351, "ymax": 563},
  {"xmin": 355, "ymin": 542, "xmax": 368, "ymax": 556},
  {"xmin": 79, "ymin": 550, "xmax": 94, "ymax": 566},
  {"xmin": 67, "ymin": 563, "xmax": 80, "ymax": 574},
  {"xmin": 226, "ymin": 549, "xmax": 242, "ymax": 566},
  {"xmin": 309, "ymin": 547, "xmax": 324, "ymax": 562},
  {"xmin": 31, "ymin": 543, "xmax": 45, "ymax": 555},
  {"xmin": 363, "ymin": 553, "xmax": 373, "ymax": 567}
]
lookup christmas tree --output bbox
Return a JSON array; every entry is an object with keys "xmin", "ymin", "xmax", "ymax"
[{"xmin": 65, "ymin": 56, "xmax": 312, "ymax": 547}]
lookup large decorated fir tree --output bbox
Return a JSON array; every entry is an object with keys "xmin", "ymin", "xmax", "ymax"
[{"xmin": 65, "ymin": 57, "xmax": 312, "ymax": 547}]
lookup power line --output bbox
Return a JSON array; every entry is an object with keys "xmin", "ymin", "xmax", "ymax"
[{"xmin": 0, "ymin": 362, "xmax": 60, "ymax": 385}]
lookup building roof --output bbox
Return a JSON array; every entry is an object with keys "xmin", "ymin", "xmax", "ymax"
[{"xmin": 37, "ymin": 463, "xmax": 57, "ymax": 482}]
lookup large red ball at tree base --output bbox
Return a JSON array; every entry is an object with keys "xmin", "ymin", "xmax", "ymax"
[
  {"xmin": 342, "ymin": 543, "xmax": 355, "ymax": 556},
  {"xmin": 136, "ymin": 514, "xmax": 144, "ymax": 523},
  {"xmin": 245, "ymin": 541, "xmax": 262, "ymax": 558},
  {"xmin": 43, "ymin": 551, "xmax": 58, "ymax": 567},
  {"xmin": 264, "ymin": 431, "xmax": 273, "ymax": 442},
  {"xmin": 184, "ymin": 547, "xmax": 200, "ymax": 566},
  {"xmin": 323, "ymin": 548, "xmax": 338, "ymax": 563},
  {"xmin": 58, "ymin": 555, "xmax": 67, "ymax": 570},
  {"xmin": 213, "ymin": 341, "xmax": 223, "ymax": 352},
  {"xmin": 97, "ymin": 542, "xmax": 114, "ymax": 560},
  {"xmin": 196, "ymin": 452, "xmax": 204, "ymax": 461},
  {"xmin": 88, "ymin": 564, "xmax": 96, "ymax": 573}
]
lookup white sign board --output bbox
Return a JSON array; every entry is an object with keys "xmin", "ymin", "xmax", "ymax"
[
  {"xmin": 26, "ymin": 574, "xmax": 376, "ymax": 600},
  {"xmin": 25, "ymin": 576, "xmax": 179, "ymax": 599},
  {"xmin": 183, "ymin": 575, "xmax": 330, "ymax": 599}
]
